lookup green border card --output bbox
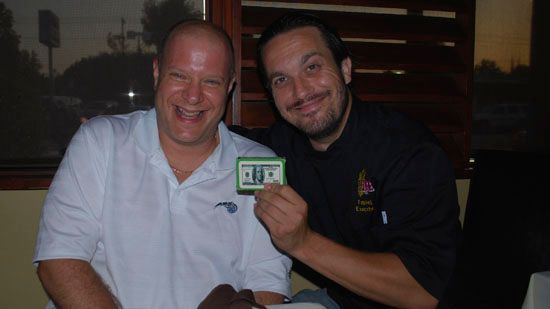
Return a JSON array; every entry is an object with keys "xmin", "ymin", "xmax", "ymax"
[{"xmin": 236, "ymin": 157, "xmax": 286, "ymax": 191}]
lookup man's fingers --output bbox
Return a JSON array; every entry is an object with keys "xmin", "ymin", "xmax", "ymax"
[
  {"xmin": 254, "ymin": 192, "xmax": 287, "ymax": 225},
  {"xmin": 264, "ymin": 184, "xmax": 304, "ymax": 205},
  {"xmin": 254, "ymin": 202, "xmax": 277, "ymax": 230},
  {"xmin": 254, "ymin": 184, "xmax": 311, "ymax": 253},
  {"xmin": 255, "ymin": 186, "xmax": 288, "ymax": 208}
]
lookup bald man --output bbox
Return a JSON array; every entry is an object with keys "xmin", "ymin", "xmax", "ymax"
[{"xmin": 34, "ymin": 20, "xmax": 291, "ymax": 308}]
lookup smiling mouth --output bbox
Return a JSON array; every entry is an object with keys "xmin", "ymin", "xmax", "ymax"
[
  {"xmin": 290, "ymin": 91, "xmax": 330, "ymax": 113},
  {"xmin": 175, "ymin": 105, "xmax": 203, "ymax": 119}
]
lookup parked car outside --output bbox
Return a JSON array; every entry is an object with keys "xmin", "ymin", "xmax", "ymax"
[{"xmin": 473, "ymin": 103, "xmax": 528, "ymax": 133}]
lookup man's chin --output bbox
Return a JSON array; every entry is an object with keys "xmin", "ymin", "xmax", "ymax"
[
  {"xmin": 300, "ymin": 123, "xmax": 332, "ymax": 140},
  {"xmin": 302, "ymin": 114, "xmax": 344, "ymax": 140}
]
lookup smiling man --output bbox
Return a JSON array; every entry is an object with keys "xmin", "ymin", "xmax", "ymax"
[
  {"xmin": 33, "ymin": 20, "xmax": 290, "ymax": 308},
  {"xmin": 232, "ymin": 13, "xmax": 461, "ymax": 309}
]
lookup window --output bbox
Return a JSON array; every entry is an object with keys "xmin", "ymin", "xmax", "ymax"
[
  {"xmin": 472, "ymin": 0, "xmax": 548, "ymax": 153},
  {"xmin": 4, "ymin": 0, "xmax": 548, "ymax": 188},
  {"xmin": 0, "ymin": 0, "xmax": 205, "ymax": 188}
]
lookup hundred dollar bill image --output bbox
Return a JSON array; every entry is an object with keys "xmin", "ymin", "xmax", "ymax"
[{"xmin": 236, "ymin": 157, "xmax": 286, "ymax": 191}]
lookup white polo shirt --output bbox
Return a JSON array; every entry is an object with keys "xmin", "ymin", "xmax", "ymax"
[{"xmin": 34, "ymin": 109, "xmax": 291, "ymax": 308}]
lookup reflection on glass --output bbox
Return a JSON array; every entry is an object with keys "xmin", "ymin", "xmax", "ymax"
[
  {"xmin": 472, "ymin": 0, "xmax": 532, "ymax": 152},
  {"xmin": 1, "ymin": 0, "xmax": 204, "ymax": 160}
]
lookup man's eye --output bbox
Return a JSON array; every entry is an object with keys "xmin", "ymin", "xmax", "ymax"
[
  {"xmin": 169, "ymin": 72, "xmax": 186, "ymax": 80},
  {"xmin": 205, "ymin": 79, "xmax": 222, "ymax": 86},
  {"xmin": 272, "ymin": 76, "xmax": 287, "ymax": 86},
  {"xmin": 306, "ymin": 63, "xmax": 319, "ymax": 72}
]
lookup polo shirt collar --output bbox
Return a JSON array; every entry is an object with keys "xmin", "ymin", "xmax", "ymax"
[
  {"xmin": 214, "ymin": 122, "xmax": 238, "ymax": 171},
  {"xmin": 135, "ymin": 108, "xmax": 161, "ymax": 155}
]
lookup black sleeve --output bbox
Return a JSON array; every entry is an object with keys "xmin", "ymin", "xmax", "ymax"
[{"xmin": 374, "ymin": 142, "xmax": 461, "ymax": 300}]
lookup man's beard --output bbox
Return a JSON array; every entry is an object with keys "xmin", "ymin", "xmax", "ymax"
[{"xmin": 297, "ymin": 87, "xmax": 349, "ymax": 141}]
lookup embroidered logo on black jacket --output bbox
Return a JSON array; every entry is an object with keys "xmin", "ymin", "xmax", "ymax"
[{"xmin": 355, "ymin": 169, "xmax": 375, "ymax": 213}]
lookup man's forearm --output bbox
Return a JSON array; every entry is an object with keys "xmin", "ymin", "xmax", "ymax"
[
  {"xmin": 291, "ymin": 232, "xmax": 438, "ymax": 309},
  {"xmin": 37, "ymin": 259, "xmax": 119, "ymax": 308}
]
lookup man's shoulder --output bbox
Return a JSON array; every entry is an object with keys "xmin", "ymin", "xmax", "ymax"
[
  {"xmin": 352, "ymin": 102, "xmax": 444, "ymax": 173},
  {"xmin": 73, "ymin": 110, "xmax": 154, "ymax": 154},
  {"xmin": 356, "ymin": 102, "xmax": 437, "ymax": 147},
  {"xmin": 83, "ymin": 110, "xmax": 149, "ymax": 131},
  {"xmin": 229, "ymin": 121, "xmax": 301, "ymax": 154},
  {"xmin": 229, "ymin": 130, "xmax": 277, "ymax": 157}
]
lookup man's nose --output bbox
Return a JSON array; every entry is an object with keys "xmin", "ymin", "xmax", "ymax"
[
  {"xmin": 293, "ymin": 76, "xmax": 313, "ymax": 100},
  {"xmin": 183, "ymin": 80, "xmax": 203, "ymax": 104}
]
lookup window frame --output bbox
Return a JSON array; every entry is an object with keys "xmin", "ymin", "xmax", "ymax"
[{"xmin": 0, "ymin": 160, "xmax": 58, "ymax": 189}]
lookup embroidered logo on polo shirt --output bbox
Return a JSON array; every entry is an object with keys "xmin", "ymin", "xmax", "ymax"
[
  {"xmin": 215, "ymin": 201, "xmax": 238, "ymax": 213},
  {"xmin": 355, "ymin": 169, "xmax": 375, "ymax": 213}
]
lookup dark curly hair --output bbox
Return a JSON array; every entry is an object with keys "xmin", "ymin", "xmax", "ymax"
[{"xmin": 256, "ymin": 12, "xmax": 350, "ymax": 92}]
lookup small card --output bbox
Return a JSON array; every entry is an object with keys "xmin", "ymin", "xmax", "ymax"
[{"xmin": 236, "ymin": 157, "xmax": 286, "ymax": 191}]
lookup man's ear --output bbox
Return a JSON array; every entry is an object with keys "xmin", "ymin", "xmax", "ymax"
[
  {"xmin": 153, "ymin": 58, "xmax": 160, "ymax": 90},
  {"xmin": 227, "ymin": 75, "xmax": 237, "ymax": 95},
  {"xmin": 340, "ymin": 57, "xmax": 352, "ymax": 85}
]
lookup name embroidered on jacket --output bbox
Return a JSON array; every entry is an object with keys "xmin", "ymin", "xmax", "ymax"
[
  {"xmin": 356, "ymin": 169, "xmax": 375, "ymax": 213},
  {"xmin": 215, "ymin": 201, "xmax": 238, "ymax": 213}
]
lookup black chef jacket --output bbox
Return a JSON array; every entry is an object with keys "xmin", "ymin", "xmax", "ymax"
[{"xmin": 231, "ymin": 98, "xmax": 461, "ymax": 308}]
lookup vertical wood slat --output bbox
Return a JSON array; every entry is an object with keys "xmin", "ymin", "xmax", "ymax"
[
  {"xmin": 208, "ymin": 0, "xmax": 242, "ymax": 125},
  {"xmin": 455, "ymin": 0, "xmax": 475, "ymax": 171}
]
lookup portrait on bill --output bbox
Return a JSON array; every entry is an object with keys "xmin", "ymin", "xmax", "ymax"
[{"xmin": 253, "ymin": 164, "xmax": 265, "ymax": 184}]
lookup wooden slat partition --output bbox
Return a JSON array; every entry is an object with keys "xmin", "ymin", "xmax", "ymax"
[
  {"xmin": 210, "ymin": 0, "xmax": 474, "ymax": 177},
  {"xmin": 242, "ymin": 38, "xmax": 466, "ymax": 73},
  {"xmin": 242, "ymin": 7, "xmax": 465, "ymax": 42},
  {"xmin": 252, "ymin": 0, "xmax": 468, "ymax": 13}
]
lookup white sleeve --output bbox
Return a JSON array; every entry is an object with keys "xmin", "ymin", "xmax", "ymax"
[
  {"xmin": 243, "ymin": 222, "xmax": 292, "ymax": 297},
  {"xmin": 33, "ymin": 122, "xmax": 109, "ymax": 264}
]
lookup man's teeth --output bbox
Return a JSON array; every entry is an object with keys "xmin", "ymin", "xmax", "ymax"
[{"xmin": 175, "ymin": 106, "xmax": 202, "ymax": 118}]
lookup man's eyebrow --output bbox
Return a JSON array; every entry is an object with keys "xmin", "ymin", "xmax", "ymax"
[
  {"xmin": 301, "ymin": 52, "xmax": 321, "ymax": 65},
  {"xmin": 204, "ymin": 76, "xmax": 228, "ymax": 84},
  {"xmin": 267, "ymin": 52, "xmax": 322, "ymax": 82},
  {"xmin": 268, "ymin": 71, "xmax": 285, "ymax": 82}
]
